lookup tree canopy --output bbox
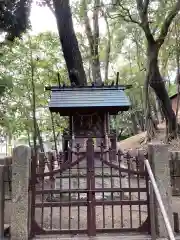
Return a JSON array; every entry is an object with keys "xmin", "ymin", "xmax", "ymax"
[
  {"xmin": 0, "ymin": 0, "xmax": 32, "ymax": 41},
  {"xmin": 1, "ymin": 0, "xmax": 180, "ymax": 148}
]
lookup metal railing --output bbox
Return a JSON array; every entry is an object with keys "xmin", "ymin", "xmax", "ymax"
[{"xmin": 144, "ymin": 158, "xmax": 175, "ymax": 240}]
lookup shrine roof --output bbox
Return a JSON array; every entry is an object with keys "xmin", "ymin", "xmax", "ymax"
[{"xmin": 46, "ymin": 85, "xmax": 131, "ymax": 115}]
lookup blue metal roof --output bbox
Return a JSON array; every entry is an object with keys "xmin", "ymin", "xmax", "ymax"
[{"xmin": 49, "ymin": 88, "xmax": 131, "ymax": 109}]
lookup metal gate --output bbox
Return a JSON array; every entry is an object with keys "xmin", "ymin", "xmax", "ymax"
[{"xmin": 30, "ymin": 139, "xmax": 150, "ymax": 237}]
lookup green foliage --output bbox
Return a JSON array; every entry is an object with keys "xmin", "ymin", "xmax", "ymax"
[
  {"xmin": 0, "ymin": 0, "xmax": 32, "ymax": 41},
  {"xmin": 1, "ymin": 0, "xmax": 180, "ymax": 143},
  {"xmin": 167, "ymin": 84, "xmax": 177, "ymax": 97},
  {"xmin": 0, "ymin": 32, "xmax": 69, "ymax": 142}
]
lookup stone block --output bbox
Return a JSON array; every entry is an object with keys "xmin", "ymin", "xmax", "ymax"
[
  {"xmin": 148, "ymin": 143, "xmax": 173, "ymax": 238},
  {"xmin": 11, "ymin": 145, "xmax": 31, "ymax": 240},
  {"xmin": 170, "ymin": 151, "xmax": 180, "ymax": 196}
]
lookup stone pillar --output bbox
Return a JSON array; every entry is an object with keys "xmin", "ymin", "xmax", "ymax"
[
  {"xmin": 148, "ymin": 143, "xmax": 173, "ymax": 238},
  {"xmin": 11, "ymin": 146, "xmax": 31, "ymax": 240},
  {"xmin": 170, "ymin": 151, "xmax": 180, "ymax": 196}
]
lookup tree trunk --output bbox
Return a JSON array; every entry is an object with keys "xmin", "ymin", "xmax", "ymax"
[
  {"xmin": 27, "ymin": 130, "xmax": 31, "ymax": 147},
  {"xmin": 175, "ymin": 48, "xmax": 180, "ymax": 120},
  {"xmin": 136, "ymin": 111, "xmax": 145, "ymax": 131},
  {"xmin": 176, "ymin": 83, "xmax": 180, "ymax": 119},
  {"xmin": 36, "ymin": 121, "xmax": 44, "ymax": 152},
  {"xmin": 29, "ymin": 36, "xmax": 37, "ymax": 153},
  {"xmin": 155, "ymin": 96, "xmax": 164, "ymax": 123},
  {"xmin": 50, "ymin": 112, "xmax": 58, "ymax": 155},
  {"xmin": 52, "ymin": 0, "xmax": 87, "ymax": 86},
  {"xmin": 91, "ymin": 58, "xmax": 101, "ymax": 84},
  {"xmin": 144, "ymin": 83, "xmax": 157, "ymax": 141},
  {"xmin": 92, "ymin": 0, "xmax": 101, "ymax": 85},
  {"xmin": 149, "ymin": 91, "xmax": 159, "ymax": 124},
  {"xmin": 134, "ymin": 110, "xmax": 143, "ymax": 131},
  {"xmin": 147, "ymin": 43, "xmax": 177, "ymax": 140},
  {"xmin": 103, "ymin": 9, "xmax": 111, "ymax": 82},
  {"xmin": 81, "ymin": 0, "xmax": 102, "ymax": 84},
  {"xmin": 130, "ymin": 113, "xmax": 139, "ymax": 134}
]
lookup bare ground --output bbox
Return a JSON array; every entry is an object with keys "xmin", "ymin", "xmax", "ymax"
[
  {"xmin": 117, "ymin": 123, "xmax": 180, "ymax": 152},
  {"xmin": 6, "ymin": 194, "xmax": 180, "ymax": 232},
  {"xmin": 6, "ymin": 124, "xmax": 180, "ymax": 237},
  {"xmin": 32, "ymin": 176, "xmax": 148, "ymax": 231}
]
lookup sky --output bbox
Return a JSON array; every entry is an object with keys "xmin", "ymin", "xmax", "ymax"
[
  {"xmin": 30, "ymin": 2, "xmax": 58, "ymax": 34},
  {"xmin": 30, "ymin": 1, "xmax": 106, "ymax": 35},
  {"xmin": 29, "ymin": 2, "xmax": 115, "ymax": 79}
]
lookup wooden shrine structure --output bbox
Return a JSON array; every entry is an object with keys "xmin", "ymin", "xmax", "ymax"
[
  {"xmin": 30, "ymin": 84, "xmax": 152, "ymax": 237},
  {"xmin": 46, "ymin": 84, "xmax": 131, "ymax": 156}
]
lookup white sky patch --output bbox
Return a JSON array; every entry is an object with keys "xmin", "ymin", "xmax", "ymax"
[
  {"xmin": 30, "ymin": 1, "xmax": 106, "ymax": 35},
  {"xmin": 30, "ymin": 2, "xmax": 58, "ymax": 34}
]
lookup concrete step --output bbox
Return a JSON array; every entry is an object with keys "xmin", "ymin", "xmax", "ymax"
[{"xmin": 33, "ymin": 233, "xmax": 180, "ymax": 240}]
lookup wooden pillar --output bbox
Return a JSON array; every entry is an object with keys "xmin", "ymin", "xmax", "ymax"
[
  {"xmin": 107, "ymin": 112, "xmax": 110, "ymax": 135},
  {"xmin": 69, "ymin": 115, "xmax": 73, "ymax": 163},
  {"xmin": 86, "ymin": 139, "xmax": 96, "ymax": 236},
  {"xmin": 104, "ymin": 113, "xmax": 108, "ymax": 148},
  {"xmin": 104, "ymin": 113, "xmax": 109, "ymax": 161},
  {"xmin": 69, "ymin": 115, "xmax": 72, "ymax": 136}
]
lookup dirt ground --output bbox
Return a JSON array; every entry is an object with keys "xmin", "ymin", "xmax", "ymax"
[
  {"xmin": 117, "ymin": 123, "xmax": 180, "ymax": 152},
  {"xmin": 33, "ymin": 195, "xmax": 180, "ymax": 232},
  {"xmin": 5, "ymin": 176, "xmax": 175, "ymax": 233},
  {"xmin": 5, "ymin": 195, "xmax": 180, "ymax": 229},
  {"xmin": 32, "ymin": 176, "xmax": 147, "ymax": 231},
  {"xmin": 7, "ymin": 125, "xmax": 180, "ymax": 237}
]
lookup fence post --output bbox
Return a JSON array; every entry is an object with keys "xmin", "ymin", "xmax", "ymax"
[
  {"xmin": 148, "ymin": 143, "xmax": 173, "ymax": 238},
  {"xmin": 0, "ymin": 165, "xmax": 4, "ymax": 239},
  {"xmin": 86, "ymin": 138, "xmax": 96, "ymax": 236},
  {"xmin": 11, "ymin": 146, "xmax": 31, "ymax": 240}
]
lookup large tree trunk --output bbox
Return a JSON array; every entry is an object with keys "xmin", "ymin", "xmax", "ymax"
[
  {"xmin": 136, "ymin": 110, "xmax": 145, "ymax": 131},
  {"xmin": 149, "ymin": 91, "xmax": 159, "ymax": 124},
  {"xmin": 135, "ymin": 0, "xmax": 180, "ymax": 140},
  {"xmin": 92, "ymin": 0, "xmax": 101, "ymax": 84},
  {"xmin": 53, "ymin": 0, "xmax": 87, "ymax": 86},
  {"xmin": 155, "ymin": 96, "xmax": 164, "ymax": 123},
  {"xmin": 130, "ymin": 113, "xmax": 139, "ymax": 134},
  {"xmin": 27, "ymin": 129, "xmax": 31, "ymax": 147},
  {"xmin": 81, "ymin": 0, "xmax": 102, "ymax": 84},
  {"xmin": 147, "ymin": 43, "xmax": 177, "ymax": 140},
  {"xmin": 103, "ymin": 9, "xmax": 111, "ymax": 82}
]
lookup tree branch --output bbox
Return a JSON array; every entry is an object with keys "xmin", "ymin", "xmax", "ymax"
[
  {"xmin": 106, "ymin": 11, "xmax": 140, "ymax": 24},
  {"xmin": 136, "ymin": 0, "xmax": 155, "ymax": 43},
  {"xmin": 143, "ymin": 0, "xmax": 149, "ymax": 14},
  {"xmin": 93, "ymin": 0, "xmax": 100, "ymax": 56},
  {"xmin": 45, "ymin": 0, "xmax": 55, "ymax": 15},
  {"xmin": 157, "ymin": 0, "xmax": 180, "ymax": 47},
  {"xmin": 81, "ymin": 0, "xmax": 94, "ymax": 55},
  {"xmin": 101, "ymin": 5, "xmax": 111, "ymax": 81},
  {"xmin": 116, "ymin": 1, "xmax": 141, "ymax": 25}
]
